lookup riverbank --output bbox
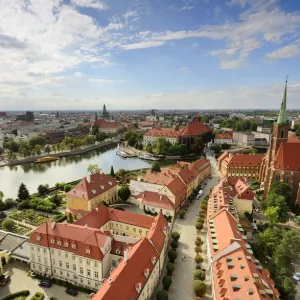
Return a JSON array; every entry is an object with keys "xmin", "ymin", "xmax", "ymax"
[{"xmin": 0, "ymin": 139, "xmax": 119, "ymax": 167}]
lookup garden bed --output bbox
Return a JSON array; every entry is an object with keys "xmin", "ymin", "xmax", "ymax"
[{"xmin": 10, "ymin": 210, "xmax": 50, "ymax": 226}]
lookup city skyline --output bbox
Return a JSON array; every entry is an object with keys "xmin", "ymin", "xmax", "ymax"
[{"xmin": 1, "ymin": 0, "xmax": 300, "ymax": 110}]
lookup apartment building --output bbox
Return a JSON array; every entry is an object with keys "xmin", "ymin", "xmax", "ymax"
[
  {"xmin": 143, "ymin": 128, "xmax": 181, "ymax": 146},
  {"xmin": 66, "ymin": 172, "xmax": 118, "ymax": 218},
  {"xmin": 214, "ymin": 133, "xmax": 233, "ymax": 145},
  {"xmin": 232, "ymin": 132, "xmax": 255, "ymax": 146},
  {"xmin": 28, "ymin": 205, "xmax": 168, "ymax": 296},
  {"xmin": 206, "ymin": 208, "xmax": 279, "ymax": 300},
  {"xmin": 217, "ymin": 152, "xmax": 264, "ymax": 180}
]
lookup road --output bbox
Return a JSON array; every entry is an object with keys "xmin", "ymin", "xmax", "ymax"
[{"xmin": 168, "ymin": 151, "xmax": 220, "ymax": 300}]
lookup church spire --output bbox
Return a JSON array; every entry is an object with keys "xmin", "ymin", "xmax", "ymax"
[{"xmin": 277, "ymin": 76, "xmax": 288, "ymax": 124}]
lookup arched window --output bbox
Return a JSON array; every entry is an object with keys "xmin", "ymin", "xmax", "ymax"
[{"xmin": 281, "ymin": 130, "xmax": 284, "ymax": 138}]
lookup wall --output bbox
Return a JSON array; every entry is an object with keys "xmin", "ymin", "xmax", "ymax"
[
  {"xmin": 110, "ymin": 221, "xmax": 149, "ymax": 238},
  {"xmin": 234, "ymin": 198, "xmax": 253, "ymax": 216}
]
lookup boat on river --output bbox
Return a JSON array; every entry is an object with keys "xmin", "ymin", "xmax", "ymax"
[
  {"xmin": 35, "ymin": 156, "xmax": 59, "ymax": 163},
  {"xmin": 116, "ymin": 151, "xmax": 129, "ymax": 158},
  {"xmin": 138, "ymin": 154, "xmax": 159, "ymax": 161}
]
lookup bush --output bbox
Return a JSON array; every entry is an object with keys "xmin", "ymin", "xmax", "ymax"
[
  {"xmin": 177, "ymin": 209, "xmax": 185, "ymax": 219},
  {"xmin": 162, "ymin": 275, "xmax": 172, "ymax": 291},
  {"xmin": 200, "ymin": 204, "xmax": 207, "ymax": 210},
  {"xmin": 64, "ymin": 184, "xmax": 73, "ymax": 192},
  {"xmin": 171, "ymin": 231, "xmax": 180, "ymax": 241},
  {"xmin": 193, "ymin": 280, "xmax": 207, "ymax": 297},
  {"xmin": 170, "ymin": 240, "xmax": 178, "ymax": 249},
  {"xmin": 196, "ymin": 217, "xmax": 204, "ymax": 223},
  {"xmin": 156, "ymin": 290, "xmax": 168, "ymax": 300},
  {"xmin": 193, "ymin": 270, "xmax": 206, "ymax": 281},
  {"xmin": 168, "ymin": 249, "xmax": 177, "ymax": 263},
  {"xmin": 195, "ymin": 222, "xmax": 203, "ymax": 230},
  {"xmin": 195, "ymin": 255, "xmax": 203, "ymax": 264},
  {"xmin": 194, "ymin": 246, "xmax": 202, "ymax": 253},
  {"xmin": 1, "ymin": 290, "xmax": 30, "ymax": 300},
  {"xmin": 31, "ymin": 292, "xmax": 44, "ymax": 300},
  {"xmin": 166, "ymin": 262, "xmax": 175, "ymax": 276},
  {"xmin": 2, "ymin": 219, "xmax": 15, "ymax": 231}
]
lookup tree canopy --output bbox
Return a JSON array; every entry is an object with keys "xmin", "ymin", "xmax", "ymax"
[
  {"xmin": 87, "ymin": 164, "xmax": 102, "ymax": 174},
  {"xmin": 18, "ymin": 183, "xmax": 30, "ymax": 201},
  {"xmin": 151, "ymin": 161, "xmax": 161, "ymax": 172},
  {"xmin": 118, "ymin": 186, "xmax": 131, "ymax": 202}
]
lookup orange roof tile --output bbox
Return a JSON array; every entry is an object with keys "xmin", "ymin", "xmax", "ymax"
[
  {"xmin": 227, "ymin": 154, "xmax": 264, "ymax": 167},
  {"xmin": 93, "ymin": 119, "xmax": 124, "ymax": 129},
  {"xmin": 138, "ymin": 191, "xmax": 175, "ymax": 210},
  {"xmin": 67, "ymin": 172, "xmax": 117, "ymax": 201},
  {"xmin": 273, "ymin": 142, "xmax": 300, "ymax": 170},
  {"xmin": 181, "ymin": 121, "xmax": 211, "ymax": 136},
  {"xmin": 145, "ymin": 127, "xmax": 182, "ymax": 138}
]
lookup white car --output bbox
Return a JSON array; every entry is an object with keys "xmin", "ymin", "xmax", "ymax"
[
  {"xmin": 292, "ymin": 275, "xmax": 300, "ymax": 282},
  {"xmin": 198, "ymin": 190, "xmax": 203, "ymax": 196}
]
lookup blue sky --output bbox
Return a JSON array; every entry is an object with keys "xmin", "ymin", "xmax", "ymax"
[{"xmin": 0, "ymin": 0, "xmax": 300, "ymax": 110}]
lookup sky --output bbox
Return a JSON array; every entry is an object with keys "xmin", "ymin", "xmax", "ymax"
[{"xmin": 0, "ymin": 0, "xmax": 300, "ymax": 111}]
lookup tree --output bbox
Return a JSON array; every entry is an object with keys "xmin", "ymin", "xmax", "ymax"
[
  {"xmin": 171, "ymin": 231, "xmax": 180, "ymax": 241},
  {"xmin": 50, "ymin": 194, "xmax": 63, "ymax": 206},
  {"xmin": 118, "ymin": 186, "xmax": 131, "ymax": 202},
  {"xmin": 87, "ymin": 164, "xmax": 101, "ymax": 174},
  {"xmin": 261, "ymin": 194, "xmax": 289, "ymax": 223},
  {"xmin": 116, "ymin": 169, "xmax": 126, "ymax": 177},
  {"xmin": 110, "ymin": 166, "xmax": 115, "ymax": 177},
  {"xmin": 170, "ymin": 240, "xmax": 178, "ymax": 249},
  {"xmin": 194, "ymin": 246, "xmax": 202, "ymax": 254},
  {"xmin": 221, "ymin": 143, "xmax": 231, "ymax": 150},
  {"xmin": 211, "ymin": 144, "xmax": 221, "ymax": 154},
  {"xmin": 68, "ymin": 213, "xmax": 74, "ymax": 224},
  {"xmin": 18, "ymin": 183, "xmax": 29, "ymax": 201},
  {"xmin": 251, "ymin": 148, "xmax": 258, "ymax": 154},
  {"xmin": 193, "ymin": 280, "xmax": 207, "ymax": 297},
  {"xmin": 268, "ymin": 182, "xmax": 295, "ymax": 212},
  {"xmin": 64, "ymin": 184, "xmax": 73, "ymax": 192},
  {"xmin": 45, "ymin": 145, "xmax": 51, "ymax": 154},
  {"xmin": 195, "ymin": 222, "xmax": 203, "ymax": 230},
  {"xmin": 177, "ymin": 210, "xmax": 185, "ymax": 219},
  {"xmin": 91, "ymin": 125, "xmax": 99, "ymax": 135},
  {"xmin": 146, "ymin": 144, "xmax": 153, "ymax": 153},
  {"xmin": 162, "ymin": 276, "xmax": 172, "ymax": 291},
  {"xmin": 0, "ymin": 191, "xmax": 3, "ymax": 201},
  {"xmin": 0, "ymin": 147, "xmax": 4, "ymax": 155},
  {"xmin": 168, "ymin": 249, "xmax": 177, "ymax": 263},
  {"xmin": 156, "ymin": 290, "xmax": 168, "ymax": 300},
  {"xmin": 264, "ymin": 206, "xmax": 280, "ymax": 227},
  {"xmin": 151, "ymin": 161, "xmax": 161, "ymax": 173},
  {"xmin": 2, "ymin": 219, "xmax": 15, "ymax": 231},
  {"xmin": 166, "ymin": 263, "xmax": 175, "ymax": 276},
  {"xmin": 195, "ymin": 255, "xmax": 203, "ymax": 264},
  {"xmin": 282, "ymin": 277, "xmax": 296, "ymax": 298},
  {"xmin": 193, "ymin": 270, "xmax": 206, "ymax": 281},
  {"xmin": 37, "ymin": 184, "xmax": 49, "ymax": 196}
]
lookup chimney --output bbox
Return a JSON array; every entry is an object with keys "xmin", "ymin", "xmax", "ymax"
[
  {"xmin": 87, "ymin": 175, "xmax": 91, "ymax": 183},
  {"xmin": 124, "ymin": 248, "xmax": 129, "ymax": 262}
]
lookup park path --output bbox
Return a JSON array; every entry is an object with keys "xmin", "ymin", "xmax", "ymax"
[{"xmin": 167, "ymin": 151, "xmax": 220, "ymax": 300}]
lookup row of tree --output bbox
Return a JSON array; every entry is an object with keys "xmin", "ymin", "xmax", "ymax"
[{"xmin": 219, "ymin": 117, "xmax": 258, "ymax": 132}]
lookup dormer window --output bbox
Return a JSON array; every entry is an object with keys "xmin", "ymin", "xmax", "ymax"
[
  {"xmin": 37, "ymin": 235, "xmax": 41, "ymax": 241},
  {"xmin": 86, "ymin": 249, "xmax": 91, "ymax": 254},
  {"xmin": 72, "ymin": 244, "xmax": 76, "ymax": 249},
  {"xmin": 64, "ymin": 242, "xmax": 69, "ymax": 248},
  {"xmin": 50, "ymin": 239, "xmax": 55, "ymax": 244},
  {"xmin": 151, "ymin": 256, "xmax": 156, "ymax": 265},
  {"xmin": 144, "ymin": 268, "xmax": 149, "ymax": 278},
  {"xmin": 57, "ymin": 241, "xmax": 62, "ymax": 246}
]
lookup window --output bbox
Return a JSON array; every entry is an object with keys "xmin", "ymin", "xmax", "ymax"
[
  {"xmin": 32, "ymin": 264, "xmax": 36, "ymax": 269},
  {"xmin": 59, "ymin": 261, "xmax": 62, "ymax": 267},
  {"xmin": 39, "ymin": 266, "xmax": 42, "ymax": 271},
  {"xmin": 95, "ymin": 271, "xmax": 99, "ymax": 279},
  {"xmin": 126, "ymin": 226, "xmax": 129, "ymax": 230},
  {"xmin": 80, "ymin": 278, "xmax": 83, "ymax": 284},
  {"xmin": 31, "ymin": 246, "xmax": 34, "ymax": 251},
  {"xmin": 87, "ymin": 269, "xmax": 91, "ymax": 276},
  {"xmin": 65, "ymin": 252, "xmax": 68, "ymax": 258},
  {"xmin": 38, "ymin": 256, "xmax": 41, "ymax": 263},
  {"xmin": 88, "ymin": 280, "xmax": 91, "ymax": 286},
  {"xmin": 86, "ymin": 249, "xmax": 91, "ymax": 254},
  {"xmin": 66, "ymin": 263, "xmax": 69, "ymax": 269},
  {"xmin": 72, "ymin": 255, "xmax": 75, "ymax": 260},
  {"xmin": 73, "ymin": 265, "xmax": 76, "ymax": 271},
  {"xmin": 52, "ymin": 259, "xmax": 55, "ymax": 265},
  {"xmin": 53, "ymin": 269, "xmax": 56, "ymax": 273},
  {"xmin": 44, "ymin": 258, "xmax": 48, "ymax": 265},
  {"xmin": 139, "ymin": 229, "xmax": 142, "ymax": 235},
  {"xmin": 57, "ymin": 241, "xmax": 62, "ymax": 246},
  {"xmin": 51, "ymin": 249, "xmax": 54, "ymax": 254},
  {"xmin": 72, "ymin": 244, "xmax": 76, "ymax": 249},
  {"xmin": 60, "ymin": 270, "xmax": 63, "ymax": 275},
  {"xmin": 79, "ymin": 259, "xmax": 82, "ymax": 264},
  {"xmin": 80, "ymin": 267, "xmax": 83, "ymax": 274},
  {"xmin": 64, "ymin": 242, "xmax": 69, "ymax": 248},
  {"xmin": 95, "ymin": 262, "xmax": 98, "ymax": 267},
  {"xmin": 87, "ymin": 260, "xmax": 90, "ymax": 265},
  {"xmin": 58, "ymin": 251, "xmax": 61, "ymax": 256},
  {"xmin": 37, "ymin": 235, "xmax": 41, "ymax": 241},
  {"xmin": 67, "ymin": 272, "xmax": 70, "ymax": 278},
  {"xmin": 112, "ymin": 260, "xmax": 117, "ymax": 267},
  {"xmin": 133, "ymin": 228, "xmax": 136, "ymax": 232},
  {"xmin": 43, "ymin": 248, "xmax": 47, "ymax": 253},
  {"xmin": 37, "ymin": 248, "xmax": 41, "ymax": 252}
]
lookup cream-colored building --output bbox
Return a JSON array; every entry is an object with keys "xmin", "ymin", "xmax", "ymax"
[
  {"xmin": 0, "ymin": 250, "xmax": 9, "ymax": 276},
  {"xmin": 66, "ymin": 172, "xmax": 118, "ymax": 218},
  {"xmin": 143, "ymin": 128, "xmax": 181, "ymax": 146}
]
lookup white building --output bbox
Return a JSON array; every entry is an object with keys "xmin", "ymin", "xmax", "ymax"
[
  {"xmin": 143, "ymin": 128, "xmax": 181, "ymax": 146},
  {"xmin": 232, "ymin": 132, "xmax": 255, "ymax": 146}
]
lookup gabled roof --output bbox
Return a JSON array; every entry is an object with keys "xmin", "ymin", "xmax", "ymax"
[
  {"xmin": 178, "ymin": 167, "xmax": 194, "ymax": 185},
  {"xmin": 273, "ymin": 142, "xmax": 300, "ymax": 171},
  {"xmin": 93, "ymin": 119, "xmax": 124, "ymax": 129},
  {"xmin": 67, "ymin": 172, "xmax": 117, "ymax": 200},
  {"xmin": 227, "ymin": 154, "xmax": 264, "ymax": 167},
  {"xmin": 137, "ymin": 191, "xmax": 175, "ymax": 210},
  {"xmin": 181, "ymin": 121, "xmax": 211, "ymax": 136}
]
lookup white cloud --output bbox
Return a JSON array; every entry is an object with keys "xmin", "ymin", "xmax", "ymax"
[
  {"xmin": 179, "ymin": 66, "xmax": 191, "ymax": 73},
  {"xmin": 214, "ymin": 6, "xmax": 222, "ymax": 17},
  {"xmin": 121, "ymin": 41, "xmax": 166, "ymax": 50},
  {"xmin": 266, "ymin": 39, "xmax": 300, "ymax": 59},
  {"xmin": 89, "ymin": 78, "xmax": 126, "ymax": 83},
  {"xmin": 75, "ymin": 72, "xmax": 83, "ymax": 77},
  {"xmin": 70, "ymin": 0, "xmax": 107, "ymax": 10}
]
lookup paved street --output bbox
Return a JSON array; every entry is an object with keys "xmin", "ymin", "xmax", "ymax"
[
  {"xmin": 1, "ymin": 261, "xmax": 90, "ymax": 300},
  {"xmin": 168, "ymin": 152, "xmax": 220, "ymax": 300}
]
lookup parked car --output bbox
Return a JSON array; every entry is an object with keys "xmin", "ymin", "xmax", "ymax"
[
  {"xmin": 0, "ymin": 275, "xmax": 10, "ymax": 286},
  {"xmin": 38, "ymin": 280, "xmax": 52, "ymax": 288},
  {"xmin": 296, "ymin": 272, "xmax": 300, "ymax": 277},
  {"xmin": 66, "ymin": 287, "xmax": 78, "ymax": 296},
  {"xmin": 292, "ymin": 275, "xmax": 300, "ymax": 282},
  {"xmin": 198, "ymin": 190, "xmax": 203, "ymax": 196},
  {"xmin": 196, "ymin": 211, "xmax": 201, "ymax": 216}
]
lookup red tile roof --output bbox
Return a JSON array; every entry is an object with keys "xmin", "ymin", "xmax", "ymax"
[
  {"xmin": 75, "ymin": 205, "xmax": 155, "ymax": 229},
  {"xmin": 181, "ymin": 121, "xmax": 211, "ymax": 137},
  {"xmin": 28, "ymin": 221, "xmax": 111, "ymax": 261},
  {"xmin": 93, "ymin": 119, "xmax": 124, "ymax": 129},
  {"xmin": 178, "ymin": 167, "xmax": 194, "ymax": 185},
  {"xmin": 92, "ymin": 238, "xmax": 158, "ymax": 300},
  {"xmin": 227, "ymin": 154, "xmax": 264, "ymax": 167},
  {"xmin": 67, "ymin": 172, "xmax": 117, "ymax": 201},
  {"xmin": 215, "ymin": 133, "xmax": 232, "ymax": 140},
  {"xmin": 111, "ymin": 241, "xmax": 134, "ymax": 256},
  {"xmin": 166, "ymin": 177, "xmax": 186, "ymax": 207},
  {"xmin": 288, "ymin": 134, "xmax": 300, "ymax": 143},
  {"xmin": 273, "ymin": 142, "xmax": 300, "ymax": 171},
  {"xmin": 140, "ymin": 121, "xmax": 154, "ymax": 127},
  {"xmin": 0, "ymin": 112, "xmax": 8, "ymax": 117},
  {"xmin": 138, "ymin": 191, "xmax": 175, "ymax": 210},
  {"xmin": 145, "ymin": 127, "xmax": 182, "ymax": 138}
]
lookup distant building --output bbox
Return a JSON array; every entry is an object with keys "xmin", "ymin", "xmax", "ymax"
[
  {"xmin": 143, "ymin": 128, "xmax": 181, "ymax": 146},
  {"xmin": 257, "ymin": 126, "xmax": 272, "ymax": 134},
  {"xmin": 218, "ymin": 152, "xmax": 264, "ymax": 180},
  {"xmin": 232, "ymin": 132, "xmax": 255, "ymax": 146},
  {"xmin": 102, "ymin": 105, "xmax": 109, "ymax": 119},
  {"xmin": 16, "ymin": 111, "xmax": 34, "ymax": 122},
  {"xmin": 214, "ymin": 133, "xmax": 233, "ymax": 145},
  {"xmin": 66, "ymin": 172, "xmax": 118, "ymax": 218},
  {"xmin": 252, "ymin": 131, "xmax": 272, "ymax": 145},
  {"xmin": 140, "ymin": 121, "xmax": 154, "ymax": 131},
  {"xmin": 93, "ymin": 119, "xmax": 124, "ymax": 134},
  {"xmin": 0, "ymin": 112, "xmax": 8, "ymax": 119}
]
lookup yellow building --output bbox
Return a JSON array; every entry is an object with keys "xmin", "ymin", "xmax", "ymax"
[
  {"xmin": 0, "ymin": 250, "xmax": 9, "ymax": 276},
  {"xmin": 66, "ymin": 172, "xmax": 118, "ymax": 219}
]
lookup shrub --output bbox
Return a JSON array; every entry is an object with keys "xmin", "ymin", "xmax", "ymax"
[
  {"xmin": 195, "ymin": 255, "xmax": 203, "ymax": 264},
  {"xmin": 194, "ymin": 246, "xmax": 202, "ymax": 253},
  {"xmin": 168, "ymin": 249, "xmax": 177, "ymax": 263},
  {"xmin": 193, "ymin": 270, "xmax": 206, "ymax": 281},
  {"xmin": 195, "ymin": 222, "xmax": 203, "ymax": 230},
  {"xmin": 170, "ymin": 240, "xmax": 178, "ymax": 249},
  {"xmin": 196, "ymin": 217, "xmax": 204, "ymax": 223},
  {"xmin": 162, "ymin": 275, "xmax": 172, "ymax": 291},
  {"xmin": 166, "ymin": 263, "xmax": 175, "ymax": 276},
  {"xmin": 177, "ymin": 210, "xmax": 185, "ymax": 219},
  {"xmin": 200, "ymin": 204, "xmax": 207, "ymax": 210},
  {"xmin": 2, "ymin": 290, "xmax": 30, "ymax": 300},
  {"xmin": 2, "ymin": 219, "xmax": 15, "ymax": 231},
  {"xmin": 156, "ymin": 290, "xmax": 168, "ymax": 300},
  {"xmin": 193, "ymin": 280, "xmax": 207, "ymax": 297},
  {"xmin": 64, "ymin": 184, "xmax": 73, "ymax": 192},
  {"xmin": 31, "ymin": 292, "xmax": 44, "ymax": 300},
  {"xmin": 171, "ymin": 231, "xmax": 180, "ymax": 241}
]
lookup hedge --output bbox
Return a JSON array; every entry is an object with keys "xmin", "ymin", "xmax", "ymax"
[
  {"xmin": 1, "ymin": 290, "xmax": 30, "ymax": 300},
  {"xmin": 31, "ymin": 292, "xmax": 44, "ymax": 300}
]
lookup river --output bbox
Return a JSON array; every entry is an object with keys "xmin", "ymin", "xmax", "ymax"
[{"xmin": 0, "ymin": 146, "xmax": 152, "ymax": 199}]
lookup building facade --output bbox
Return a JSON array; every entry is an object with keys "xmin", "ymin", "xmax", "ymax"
[
  {"xmin": 92, "ymin": 119, "xmax": 124, "ymax": 134},
  {"xmin": 66, "ymin": 172, "xmax": 118, "ymax": 218},
  {"xmin": 0, "ymin": 250, "xmax": 9, "ymax": 276},
  {"xmin": 143, "ymin": 128, "xmax": 181, "ymax": 146},
  {"xmin": 232, "ymin": 132, "xmax": 255, "ymax": 146}
]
